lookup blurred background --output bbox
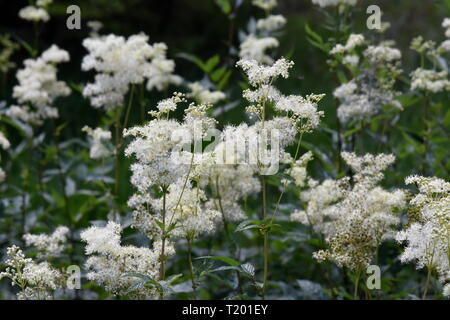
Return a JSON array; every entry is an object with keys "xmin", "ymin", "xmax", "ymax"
[{"xmin": 1, "ymin": 0, "xmax": 448, "ymax": 127}]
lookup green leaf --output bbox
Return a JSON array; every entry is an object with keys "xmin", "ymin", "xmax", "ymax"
[
  {"xmin": 215, "ymin": 0, "xmax": 232, "ymax": 14},
  {"xmin": 196, "ymin": 255, "xmax": 240, "ymax": 266},
  {"xmin": 235, "ymin": 219, "xmax": 262, "ymax": 232},
  {"xmin": 217, "ymin": 70, "xmax": 232, "ymax": 90},
  {"xmin": 211, "ymin": 67, "xmax": 227, "ymax": 83},
  {"xmin": 176, "ymin": 53, "xmax": 206, "ymax": 71},
  {"xmin": 204, "ymin": 265, "xmax": 241, "ymax": 276},
  {"xmin": 204, "ymin": 55, "xmax": 220, "ymax": 73}
]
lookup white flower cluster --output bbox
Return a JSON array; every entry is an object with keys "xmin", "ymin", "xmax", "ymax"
[
  {"xmin": 236, "ymin": 58, "xmax": 324, "ymax": 177},
  {"xmin": 0, "ymin": 246, "xmax": 62, "ymax": 300},
  {"xmin": 7, "ymin": 45, "xmax": 70, "ymax": 126},
  {"xmin": 252, "ymin": 0, "xmax": 277, "ymax": 11},
  {"xmin": 311, "ymin": 0, "xmax": 357, "ymax": 8},
  {"xmin": 443, "ymin": 18, "xmax": 450, "ymax": 38},
  {"xmin": 237, "ymin": 58, "xmax": 294, "ymax": 87},
  {"xmin": 240, "ymin": 35, "xmax": 279, "ymax": 65},
  {"xmin": 23, "ymin": 226, "xmax": 69, "ymax": 259},
  {"xmin": 80, "ymin": 221, "xmax": 164, "ymax": 298},
  {"xmin": 332, "ymin": 38, "xmax": 403, "ymax": 122},
  {"xmin": 82, "ymin": 33, "xmax": 182, "ymax": 110},
  {"xmin": 256, "ymin": 15, "xmax": 286, "ymax": 33},
  {"xmin": 293, "ymin": 152, "xmax": 406, "ymax": 270},
  {"xmin": 240, "ymin": 1, "xmax": 285, "ymax": 64},
  {"xmin": 275, "ymin": 94, "xmax": 325, "ymax": 133},
  {"xmin": 396, "ymin": 175, "xmax": 450, "ymax": 296},
  {"xmin": 125, "ymin": 95, "xmax": 225, "ymax": 241},
  {"xmin": 330, "ymin": 34, "xmax": 365, "ymax": 55},
  {"xmin": 364, "ymin": 45, "xmax": 402, "ymax": 63},
  {"xmin": 188, "ymin": 82, "xmax": 226, "ymax": 105},
  {"xmin": 19, "ymin": 0, "xmax": 53, "ymax": 23},
  {"xmin": 82, "ymin": 126, "xmax": 112, "ymax": 159},
  {"xmin": 0, "ymin": 131, "xmax": 10, "ymax": 183},
  {"xmin": 410, "ymin": 68, "xmax": 450, "ymax": 93}
]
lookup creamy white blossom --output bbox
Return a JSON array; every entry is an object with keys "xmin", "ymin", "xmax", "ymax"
[
  {"xmin": 239, "ymin": 35, "xmax": 279, "ymax": 64},
  {"xmin": 8, "ymin": 45, "xmax": 70, "ymax": 125},
  {"xmin": 82, "ymin": 126, "xmax": 112, "ymax": 159},
  {"xmin": 256, "ymin": 15, "xmax": 286, "ymax": 32},
  {"xmin": 23, "ymin": 226, "xmax": 69, "ymax": 259}
]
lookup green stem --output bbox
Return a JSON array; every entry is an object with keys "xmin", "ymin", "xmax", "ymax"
[
  {"xmin": 187, "ymin": 238, "xmax": 197, "ymax": 299},
  {"xmin": 422, "ymin": 267, "xmax": 432, "ymax": 300},
  {"xmin": 354, "ymin": 267, "xmax": 362, "ymax": 300},
  {"xmin": 159, "ymin": 191, "xmax": 167, "ymax": 282},
  {"xmin": 261, "ymin": 176, "xmax": 269, "ymax": 298},
  {"xmin": 215, "ymin": 175, "xmax": 229, "ymax": 235}
]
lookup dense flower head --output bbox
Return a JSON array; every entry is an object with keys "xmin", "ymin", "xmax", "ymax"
[
  {"xmin": 80, "ymin": 221, "xmax": 163, "ymax": 298},
  {"xmin": 239, "ymin": 35, "xmax": 279, "ymax": 64},
  {"xmin": 19, "ymin": 6, "xmax": 50, "ymax": 22},
  {"xmin": 396, "ymin": 176, "xmax": 449, "ymax": 295},
  {"xmin": 188, "ymin": 82, "xmax": 226, "ymax": 105},
  {"xmin": 82, "ymin": 126, "xmax": 112, "ymax": 159},
  {"xmin": 275, "ymin": 94, "xmax": 325, "ymax": 132},
  {"xmin": 256, "ymin": 15, "xmax": 286, "ymax": 32},
  {"xmin": 8, "ymin": 45, "xmax": 70, "ymax": 125},
  {"xmin": 410, "ymin": 68, "xmax": 450, "ymax": 93},
  {"xmin": 82, "ymin": 34, "xmax": 181, "ymax": 110},
  {"xmin": 0, "ymin": 246, "xmax": 62, "ymax": 300},
  {"xmin": 293, "ymin": 152, "xmax": 406, "ymax": 269},
  {"xmin": 330, "ymin": 34, "xmax": 365, "ymax": 55},
  {"xmin": 23, "ymin": 226, "xmax": 69, "ymax": 258},
  {"xmin": 237, "ymin": 58, "xmax": 294, "ymax": 87}
]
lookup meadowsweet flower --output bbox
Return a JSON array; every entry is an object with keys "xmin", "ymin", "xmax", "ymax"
[
  {"xmin": 330, "ymin": 34, "xmax": 365, "ymax": 55},
  {"xmin": 275, "ymin": 94, "xmax": 325, "ymax": 132},
  {"xmin": 82, "ymin": 126, "xmax": 113, "ymax": 159},
  {"xmin": 256, "ymin": 15, "xmax": 286, "ymax": 32},
  {"xmin": 19, "ymin": 6, "xmax": 50, "ymax": 22},
  {"xmin": 343, "ymin": 54, "xmax": 360, "ymax": 66},
  {"xmin": 81, "ymin": 221, "xmax": 163, "ymax": 298},
  {"xmin": 239, "ymin": 35, "xmax": 279, "ymax": 64},
  {"xmin": 0, "ymin": 131, "xmax": 10, "ymax": 150},
  {"xmin": 145, "ymin": 43, "xmax": 183, "ymax": 91},
  {"xmin": 410, "ymin": 68, "xmax": 450, "ymax": 93},
  {"xmin": 237, "ymin": 58, "xmax": 294, "ymax": 87},
  {"xmin": 82, "ymin": 34, "xmax": 181, "ymax": 110},
  {"xmin": 364, "ymin": 44, "xmax": 402, "ymax": 63},
  {"xmin": 252, "ymin": 0, "xmax": 277, "ymax": 11},
  {"xmin": 410, "ymin": 36, "xmax": 436, "ymax": 54},
  {"xmin": 443, "ymin": 18, "xmax": 450, "ymax": 38},
  {"xmin": 295, "ymin": 153, "xmax": 406, "ymax": 269},
  {"xmin": 396, "ymin": 176, "xmax": 449, "ymax": 296},
  {"xmin": 8, "ymin": 45, "xmax": 70, "ymax": 125},
  {"xmin": 0, "ymin": 246, "xmax": 62, "ymax": 300},
  {"xmin": 188, "ymin": 82, "xmax": 226, "ymax": 105},
  {"xmin": 23, "ymin": 226, "xmax": 69, "ymax": 259}
]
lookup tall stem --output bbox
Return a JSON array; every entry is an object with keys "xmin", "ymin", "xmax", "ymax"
[
  {"xmin": 113, "ymin": 85, "xmax": 135, "ymax": 208},
  {"xmin": 422, "ymin": 267, "xmax": 432, "ymax": 300},
  {"xmin": 215, "ymin": 175, "xmax": 229, "ymax": 235},
  {"xmin": 261, "ymin": 175, "xmax": 269, "ymax": 298},
  {"xmin": 354, "ymin": 267, "xmax": 362, "ymax": 300},
  {"xmin": 187, "ymin": 238, "xmax": 197, "ymax": 299},
  {"xmin": 159, "ymin": 191, "xmax": 167, "ymax": 281}
]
